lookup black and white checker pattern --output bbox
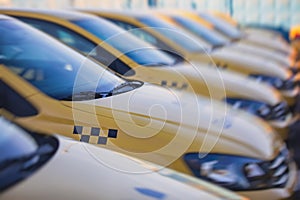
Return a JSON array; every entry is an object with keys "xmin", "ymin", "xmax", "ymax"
[{"xmin": 73, "ymin": 126, "xmax": 118, "ymax": 145}]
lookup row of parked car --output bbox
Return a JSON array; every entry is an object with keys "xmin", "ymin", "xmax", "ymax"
[{"xmin": 0, "ymin": 8, "xmax": 299, "ymax": 200}]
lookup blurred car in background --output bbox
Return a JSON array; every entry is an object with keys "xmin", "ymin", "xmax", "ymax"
[
  {"xmin": 209, "ymin": 11, "xmax": 296, "ymax": 57},
  {"xmin": 1, "ymin": 9, "xmax": 296, "ymax": 138},
  {"xmin": 0, "ymin": 15, "xmax": 297, "ymax": 199},
  {"xmin": 81, "ymin": 10, "xmax": 299, "ymax": 105},
  {"xmin": 0, "ymin": 117, "xmax": 249, "ymax": 200},
  {"xmin": 156, "ymin": 10, "xmax": 295, "ymax": 69}
]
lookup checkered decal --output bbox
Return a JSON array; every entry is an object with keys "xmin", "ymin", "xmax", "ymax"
[
  {"xmin": 210, "ymin": 62, "xmax": 228, "ymax": 70},
  {"xmin": 161, "ymin": 81, "xmax": 188, "ymax": 90},
  {"xmin": 73, "ymin": 126, "xmax": 118, "ymax": 145}
]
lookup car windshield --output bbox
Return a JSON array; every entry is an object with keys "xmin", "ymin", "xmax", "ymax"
[
  {"xmin": 71, "ymin": 17, "xmax": 177, "ymax": 66},
  {"xmin": 0, "ymin": 18, "xmax": 135, "ymax": 101},
  {"xmin": 172, "ymin": 16, "xmax": 229, "ymax": 47},
  {"xmin": 137, "ymin": 16, "xmax": 211, "ymax": 52},
  {"xmin": 199, "ymin": 13, "xmax": 243, "ymax": 40},
  {"xmin": 0, "ymin": 117, "xmax": 38, "ymax": 165},
  {"xmin": 0, "ymin": 117, "xmax": 58, "ymax": 192}
]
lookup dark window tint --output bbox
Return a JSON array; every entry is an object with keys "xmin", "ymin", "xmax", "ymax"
[{"xmin": 0, "ymin": 80, "xmax": 38, "ymax": 117}]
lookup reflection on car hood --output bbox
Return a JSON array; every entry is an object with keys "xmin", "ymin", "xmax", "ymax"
[
  {"xmin": 163, "ymin": 63, "xmax": 282, "ymax": 105},
  {"xmin": 225, "ymin": 42, "xmax": 292, "ymax": 67},
  {"xmin": 209, "ymin": 47, "xmax": 291, "ymax": 79},
  {"xmin": 1, "ymin": 135, "xmax": 245, "ymax": 200},
  {"xmin": 63, "ymin": 83, "xmax": 282, "ymax": 159},
  {"xmin": 245, "ymin": 33, "xmax": 292, "ymax": 53}
]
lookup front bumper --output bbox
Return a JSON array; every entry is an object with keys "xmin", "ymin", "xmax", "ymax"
[{"xmin": 238, "ymin": 161, "xmax": 298, "ymax": 200}]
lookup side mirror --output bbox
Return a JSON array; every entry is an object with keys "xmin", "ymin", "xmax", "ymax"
[{"xmin": 0, "ymin": 80, "xmax": 38, "ymax": 117}]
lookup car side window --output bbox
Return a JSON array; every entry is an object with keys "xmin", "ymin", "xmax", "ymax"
[
  {"xmin": 109, "ymin": 19, "xmax": 159, "ymax": 46},
  {"xmin": 16, "ymin": 17, "xmax": 96, "ymax": 54},
  {"xmin": 108, "ymin": 19, "xmax": 180, "ymax": 59},
  {"xmin": 15, "ymin": 17, "xmax": 134, "ymax": 76}
]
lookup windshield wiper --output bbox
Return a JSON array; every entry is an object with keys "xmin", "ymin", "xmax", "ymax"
[
  {"xmin": 110, "ymin": 81, "xmax": 143, "ymax": 95},
  {"xmin": 143, "ymin": 62, "xmax": 172, "ymax": 67},
  {"xmin": 61, "ymin": 91, "xmax": 113, "ymax": 101},
  {"xmin": 211, "ymin": 43, "xmax": 225, "ymax": 50},
  {"xmin": 61, "ymin": 81, "xmax": 142, "ymax": 101}
]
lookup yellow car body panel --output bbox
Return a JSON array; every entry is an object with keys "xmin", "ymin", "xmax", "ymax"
[{"xmin": 0, "ymin": 63, "xmax": 282, "ymax": 170}]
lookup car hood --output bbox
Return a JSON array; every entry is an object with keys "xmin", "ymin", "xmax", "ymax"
[
  {"xmin": 165, "ymin": 63, "xmax": 282, "ymax": 105},
  {"xmin": 1, "ymin": 135, "xmax": 244, "ymax": 200},
  {"xmin": 206, "ymin": 47, "xmax": 291, "ymax": 80},
  {"xmin": 245, "ymin": 33, "xmax": 292, "ymax": 54},
  {"xmin": 62, "ymin": 83, "xmax": 283, "ymax": 160},
  {"xmin": 225, "ymin": 41, "xmax": 292, "ymax": 67}
]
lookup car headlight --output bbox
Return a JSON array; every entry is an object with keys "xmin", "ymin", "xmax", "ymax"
[
  {"xmin": 249, "ymin": 74, "xmax": 296, "ymax": 90},
  {"xmin": 224, "ymin": 98, "xmax": 272, "ymax": 119},
  {"xmin": 184, "ymin": 151, "xmax": 290, "ymax": 191}
]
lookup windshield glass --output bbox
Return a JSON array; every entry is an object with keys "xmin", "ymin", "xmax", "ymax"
[
  {"xmin": 0, "ymin": 117, "xmax": 58, "ymax": 192},
  {"xmin": 0, "ymin": 117, "xmax": 38, "ymax": 164},
  {"xmin": 137, "ymin": 16, "xmax": 211, "ymax": 52},
  {"xmin": 0, "ymin": 18, "xmax": 129, "ymax": 100},
  {"xmin": 172, "ymin": 16, "xmax": 229, "ymax": 47},
  {"xmin": 72, "ymin": 17, "xmax": 176, "ymax": 66},
  {"xmin": 199, "ymin": 13, "xmax": 243, "ymax": 40}
]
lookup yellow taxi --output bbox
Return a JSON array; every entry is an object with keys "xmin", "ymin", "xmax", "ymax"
[
  {"xmin": 0, "ymin": 117, "xmax": 249, "ymax": 200},
  {"xmin": 80, "ymin": 10, "xmax": 299, "ymax": 103},
  {"xmin": 0, "ymin": 15, "xmax": 297, "ymax": 199},
  {"xmin": 0, "ymin": 9, "xmax": 296, "ymax": 138},
  {"xmin": 156, "ymin": 10, "xmax": 295, "ymax": 70},
  {"xmin": 209, "ymin": 11, "xmax": 296, "ymax": 58}
]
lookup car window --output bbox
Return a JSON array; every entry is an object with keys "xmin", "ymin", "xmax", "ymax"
[
  {"xmin": 110, "ymin": 19, "xmax": 159, "ymax": 46},
  {"xmin": 0, "ymin": 18, "xmax": 138, "ymax": 101},
  {"xmin": 199, "ymin": 13, "xmax": 243, "ymax": 40},
  {"xmin": 171, "ymin": 16, "xmax": 229, "ymax": 47},
  {"xmin": 71, "ymin": 17, "xmax": 177, "ymax": 66},
  {"xmin": 16, "ymin": 17, "xmax": 96, "ymax": 55},
  {"xmin": 137, "ymin": 16, "xmax": 211, "ymax": 52},
  {"xmin": 107, "ymin": 18, "xmax": 184, "ymax": 61}
]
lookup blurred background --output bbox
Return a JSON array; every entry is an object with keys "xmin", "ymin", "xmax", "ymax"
[{"xmin": 0, "ymin": 0, "xmax": 299, "ymax": 30}]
